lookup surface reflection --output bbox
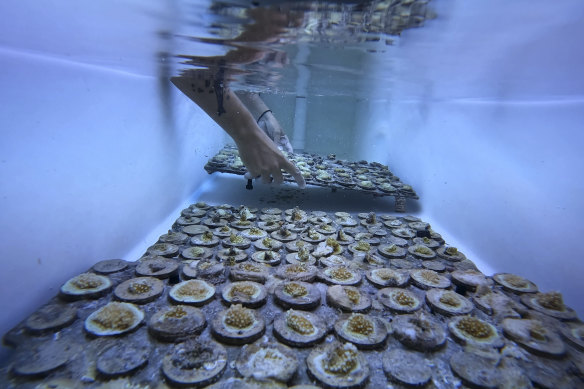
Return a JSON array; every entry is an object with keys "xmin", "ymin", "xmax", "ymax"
[{"xmin": 173, "ymin": 0, "xmax": 436, "ymax": 94}]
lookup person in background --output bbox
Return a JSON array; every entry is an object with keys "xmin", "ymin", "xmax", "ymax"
[{"xmin": 171, "ymin": 6, "xmax": 304, "ymax": 188}]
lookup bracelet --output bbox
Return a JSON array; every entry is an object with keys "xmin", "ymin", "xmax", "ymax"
[{"xmin": 256, "ymin": 109, "xmax": 272, "ymax": 123}]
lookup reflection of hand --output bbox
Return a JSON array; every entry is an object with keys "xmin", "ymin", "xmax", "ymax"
[
  {"xmin": 236, "ymin": 126, "xmax": 305, "ymax": 188},
  {"xmin": 257, "ymin": 111, "xmax": 293, "ymax": 153},
  {"xmin": 221, "ymin": 7, "xmax": 299, "ymax": 67}
]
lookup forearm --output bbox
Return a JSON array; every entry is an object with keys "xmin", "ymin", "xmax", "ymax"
[
  {"xmin": 171, "ymin": 74, "xmax": 259, "ymax": 144},
  {"xmin": 213, "ymin": 100, "xmax": 258, "ymax": 146},
  {"xmin": 235, "ymin": 91, "xmax": 270, "ymax": 120}
]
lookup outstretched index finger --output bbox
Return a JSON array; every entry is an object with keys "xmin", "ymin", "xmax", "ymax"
[{"xmin": 281, "ymin": 159, "xmax": 306, "ymax": 189}]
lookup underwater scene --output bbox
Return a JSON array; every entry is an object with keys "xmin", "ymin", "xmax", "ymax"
[{"xmin": 1, "ymin": 0, "xmax": 584, "ymax": 388}]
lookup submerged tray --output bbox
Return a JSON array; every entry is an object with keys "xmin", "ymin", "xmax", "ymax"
[
  {"xmin": 205, "ymin": 145, "xmax": 419, "ymax": 212},
  {"xmin": 2, "ymin": 203, "xmax": 582, "ymax": 388}
]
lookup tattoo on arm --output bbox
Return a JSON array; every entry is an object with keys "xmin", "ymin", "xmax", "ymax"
[{"xmin": 213, "ymin": 61, "xmax": 227, "ymax": 116}]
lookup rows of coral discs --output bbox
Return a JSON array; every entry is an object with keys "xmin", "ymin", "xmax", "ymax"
[{"xmin": 14, "ymin": 202, "xmax": 583, "ymax": 388}]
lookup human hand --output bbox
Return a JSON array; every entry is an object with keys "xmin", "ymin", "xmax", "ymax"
[
  {"xmin": 236, "ymin": 127, "xmax": 305, "ymax": 188},
  {"xmin": 257, "ymin": 111, "xmax": 294, "ymax": 153}
]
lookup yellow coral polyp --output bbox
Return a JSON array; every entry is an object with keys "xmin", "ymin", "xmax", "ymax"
[
  {"xmin": 529, "ymin": 322, "xmax": 547, "ymax": 342},
  {"xmin": 176, "ymin": 281, "xmax": 208, "ymax": 299},
  {"xmin": 338, "ymin": 230, "xmax": 350, "ymax": 242},
  {"xmin": 261, "ymin": 349, "xmax": 284, "ymax": 362},
  {"xmin": 286, "ymin": 264, "xmax": 308, "ymax": 274},
  {"xmin": 224, "ymin": 304, "xmax": 254, "ymax": 329},
  {"xmin": 505, "ymin": 274, "xmax": 528, "ymax": 288},
  {"xmin": 412, "ymin": 317, "xmax": 432, "ymax": 332},
  {"xmin": 414, "ymin": 246, "xmax": 433, "ymax": 255},
  {"xmin": 394, "ymin": 291, "xmax": 415, "ymax": 307},
  {"xmin": 241, "ymin": 263, "xmax": 261, "ymax": 272},
  {"xmin": 249, "ymin": 227, "xmax": 263, "ymax": 235},
  {"xmin": 456, "ymin": 317, "xmax": 494, "ymax": 339},
  {"xmin": 445, "ymin": 247, "xmax": 458, "ymax": 256},
  {"xmin": 355, "ymin": 241, "xmax": 370, "ymax": 252},
  {"xmin": 262, "ymin": 237, "xmax": 274, "ymax": 247},
  {"xmin": 369, "ymin": 254, "xmax": 386, "ymax": 266},
  {"xmin": 345, "ymin": 288, "xmax": 361, "ymax": 304},
  {"xmin": 298, "ymin": 247, "xmax": 310, "ymax": 261},
  {"xmin": 375, "ymin": 269, "xmax": 396, "ymax": 281},
  {"xmin": 189, "ymin": 247, "xmax": 205, "ymax": 256},
  {"xmin": 91, "ymin": 303, "xmax": 135, "ymax": 331},
  {"xmin": 322, "ymin": 344, "xmax": 359, "ymax": 376},
  {"xmin": 198, "ymin": 262, "xmax": 212, "ymax": 270},
  {"xmin": 320, "ymin": 224, "xmax": 335, "ymax": 232},
  {"xmin": 330, "ymin": 267, "xmax": 352, "ymax": 281},
  {"xmin": 346, "ymin": 314, "xmax": 374, "ymax": 336},
  {"xmin": 292, "ymin": 210, "xmax": 303, "ymax": 221},
  {"xmin": 229, "ymin": 234, "xmax": 245, "ymax": 244},
  {"xmin": 283, "ymin": 282, "xmax": 308, "ymax": 297},
  {"xmin": 165, "ymin": 306, "xmax": 188, "ymax": 319},
  {"xmin": 536, "ymin": 291, "xmax": 565, "ymax": 311},
  {"xmin": 326, "ymin": 237, "xmax": 340, "ymax": 249},
  {"xmin": 202, "ymin": 231, "xmax": 214, "ymax": 241},
  {"xmin": 308, "ymin": 230, "xmax": 320, "ymax": 240},
  {"xmin": 286, "ymin": 311, "xmax": 314, "ymax": 335},
  {"xmin": 439, "ymin": 292, "xmax": 461, "ymax": 307},
  {"xmin": 229, "ymin": 284, "xmax": 257, "ymax": 298},
  {"xmin": 71, "ymin": 273, "xmax": 103, "ymax": 290},
  {"xmin": 420, "ymin": 270, "xmax": 441, "ymax": 284},
  {"xmin": 128, "ymin": 282, "xmax": 151, "ymax": 295},
  {"xmin": 383, "ymin": 245, "xmax": 398, "ymax": 253}
]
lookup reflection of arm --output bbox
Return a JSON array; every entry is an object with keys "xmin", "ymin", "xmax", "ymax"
[
  {"xmin": 179, "ymin": 8, "xmax": 295, "ymax": 69},
  {"xmin": 231, "ymin": 8, "xmax": 290, "ymax": 44}
]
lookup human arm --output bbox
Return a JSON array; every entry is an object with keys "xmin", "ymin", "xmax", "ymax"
[
  {"xmin": 236, "ymin": 91, "xmax": 293, "ymax": 153},
  {"xmin": 170, "ymin": 74, "xmax": 305, "ymax": 187}
]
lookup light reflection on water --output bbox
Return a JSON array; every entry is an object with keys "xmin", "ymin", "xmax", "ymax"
[{"xmin": 172, "ymin": 0, "xmax": 436, "ymax": 96}]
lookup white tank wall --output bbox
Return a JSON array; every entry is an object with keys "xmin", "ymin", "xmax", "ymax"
[
  {"xmin": 356, "ymin": 1, "xmax": 584, "ymax": 315},
  {"xmin": 0, "ymin": 0, "xmax": 224, "ymax": 344}
]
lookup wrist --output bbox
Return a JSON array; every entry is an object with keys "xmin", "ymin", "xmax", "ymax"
[
  {"xmin": 232, "ymin": 123, "xmax": 265, "ymax": 146},
  {"xmin": 256, "ymin": 109, "xmax": 272, "ymax": 123}
]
